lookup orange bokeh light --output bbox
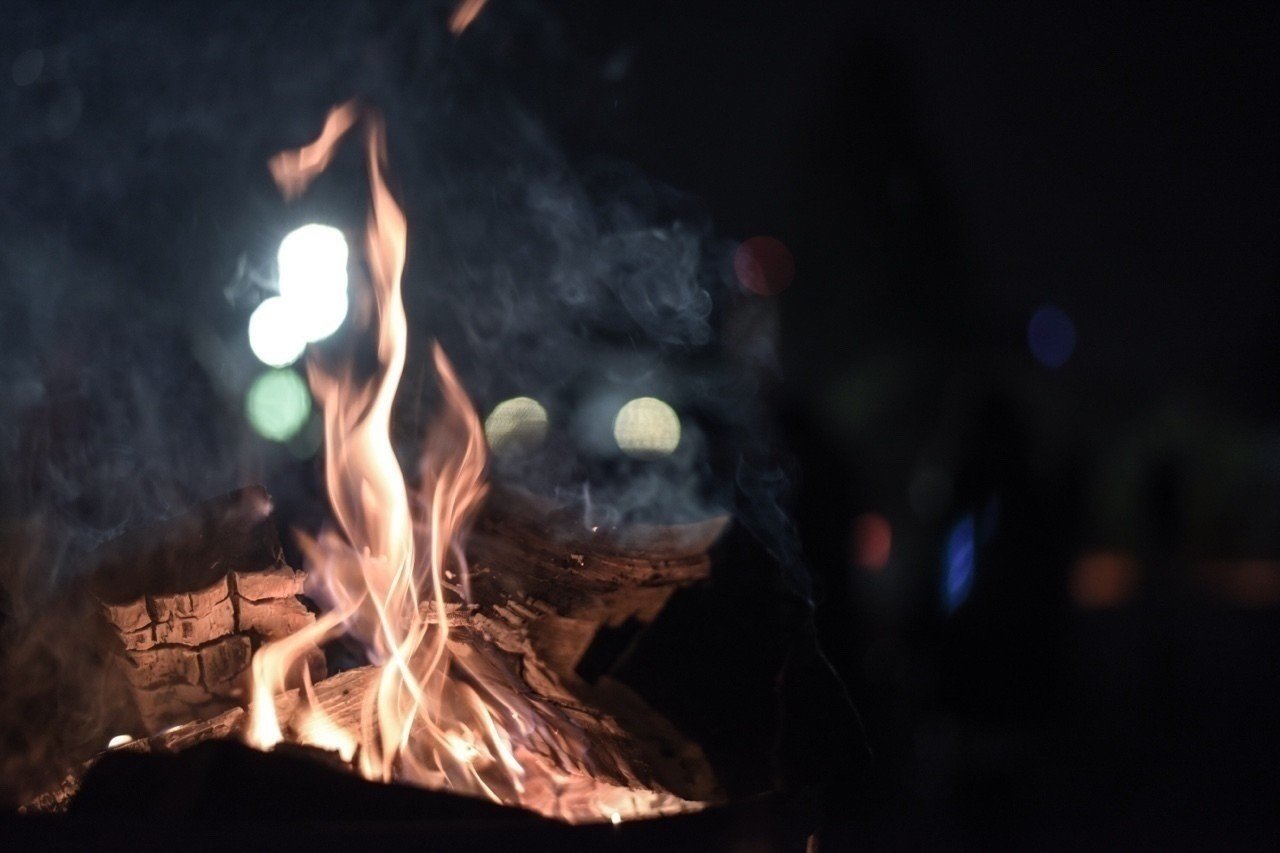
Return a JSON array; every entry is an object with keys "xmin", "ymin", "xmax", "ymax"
[
  {"xmin": 851, "ymin": 512, "xmax": 892, "ymax": 572},
  {"xmin": 1069, "ymin": 551, "xmax": 1140, "ymax": 609}
]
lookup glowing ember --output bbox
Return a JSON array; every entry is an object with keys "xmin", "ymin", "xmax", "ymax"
[{"xmin": 244, "ymin": 103, "xmax": 701, "ymax": 823}]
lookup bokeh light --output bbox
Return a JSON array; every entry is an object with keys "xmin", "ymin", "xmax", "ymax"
[
  {"xmin": 851, "ymin": 512, "xmax": 893, "ymax": 572},
  {"xmin": 613, "ymin": 397, "xmax": 681, "ymax": 458},
  {"xmin": 289, "ymin": 287, "xmax": 348, "ymax": 343},
  {"xmin": 245, "ymin": 369, "xmax": 312, "ymax": 442},
  {"xmin": 1196, "ymin": 559, "xmax": 1280, "ymax": 608},
  {"xmin": 1027, "ymin": 304, "xmax": 1076, "ymax": 368},
  {"xmin": 277, "ymin": 223, "xmax": 350, "ymax": 343},
  {"xmin": 248, "ymin": 296, "xmax": 306, "ymax": 367},
  {"xmin": 1070, "ymin": 551, "xmax": 1139, "ymax": 609},
  {"xmin": 733, "ymin": 235, "xmax": 795, "ymax": 296},
  {"xmin": 484, "ymin": 397, "xmax": 549, "ymax": 453},
  {"xmin": 277, "ymin": 223, "xmax": 348, "ymax": 288},
  {"xmin": 943, "ymin": 515, "xmax": 976, "ymax": 613},
  {"xmin": 247, "ymin": 225, "xmax": 350, "ymax": 366}
]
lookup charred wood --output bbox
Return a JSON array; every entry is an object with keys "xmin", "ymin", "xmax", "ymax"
[
  {"xmin": 23, "ymin": 486, "xmax": 727, "ymax": 814},
  {"xmin": 89, "ymin": 487, "xmax": 323, "ymax": 732}
]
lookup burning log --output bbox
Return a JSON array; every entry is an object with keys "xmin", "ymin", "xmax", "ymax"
[
  {"xmin": 23, "ymin": 487, "xmax": 725, "ymax": 817},
  {"xmin": 24, "ymin": 619, "xmax": 715, "ymax": 817},
  {"xmin": 466, "ymin": 487, "xmax": 728, "ymax": 791},
  {"xmin": 89, "ymin": 487, "xmax": 324, "ymax": 733}
]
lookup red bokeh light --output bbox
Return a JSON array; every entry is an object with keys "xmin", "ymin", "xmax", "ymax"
[
  {"xmin": 1070, "ymin": 551, "xmax": 1140, "ymax": 609},
  {"xmin": 851, "ymin": 512, "xmax": 892, "ymax": 572},
  {"xmin": 733, "ymin": 236, "xmax": 795, "ymax": 296},
  {"xmin": 1196, "ymin": 559, "xmax": 1280, "ymax": 608}
]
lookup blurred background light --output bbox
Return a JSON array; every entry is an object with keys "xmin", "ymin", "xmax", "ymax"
[
  {"xmin": 613, "ymin": 397, "xmax": 681, "ymax": 458},
  {"xmin": 1070, "ymin": 550, "xmax": 1139, "ymax": 609},
  {"xmin": 277, "ymin": 223, "xmax": 348, "ymax": 290},
  {"xmin": 288, "ymin": 287, "xmax": 348, "ymax": 343},
  {"xmin": 943, "ymin": 515, "xmax": 976, "ymax": 613},
  {"xmin": 276, "ymin": 224, "xmax": 349, "ymax": 343},
  {"xmin": 1027, "ymin": 304, "xmax": 1076, "ymax": 368},
  {"xmin": 1195, "ymin": 559, "xmax": 1280, "ymax": 608},
  {"xmin": 851, "ymin": 512, "xmax": 893, "ymax": 571},
  {"xmin": 484, "ymin": 396, "xmax": 548, "ymax": 453},
  {"xmin": 733, "ymin": 235, "xmax": 795, "ymax": 296},
  {"xmin": 245, "ymin": 369, "xmax": 312, "ymax": 442},
  {"xmin": 248, "ymin": 296, "xmax": 306, "ymax": 367}
]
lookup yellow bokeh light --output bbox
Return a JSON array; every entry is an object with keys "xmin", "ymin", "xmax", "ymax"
[
  {"xmin": 484, "ymin": 397, "xmax": 548, "ymax": 453},
  {"xmin": 613, "ymin": 397, "xmax": 680, "ymax": 458}
]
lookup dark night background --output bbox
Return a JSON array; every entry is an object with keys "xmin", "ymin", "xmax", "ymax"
[{"xmin": 2, "ymin": 0, "xmax": 1279, "ymax": 846}]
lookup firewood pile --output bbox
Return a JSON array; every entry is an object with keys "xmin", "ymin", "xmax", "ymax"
[{"xmin": 22, "ymin": 485, "xmax": 725, "ymax": 815}]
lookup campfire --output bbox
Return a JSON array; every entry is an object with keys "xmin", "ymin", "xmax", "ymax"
[{"xmin": 20, "ymin": 104, "xmax": 723, "ymax": 824}]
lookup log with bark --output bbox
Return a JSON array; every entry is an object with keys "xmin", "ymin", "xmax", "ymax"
[
  {"xmin": 23, "ymin": 485, "xmax": 726, "ymax": 815},
  {"xmin": 88, "ymin": 486, "xmax": 324, "ymax": 733}
]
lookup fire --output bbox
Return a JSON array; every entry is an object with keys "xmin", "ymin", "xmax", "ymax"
[
  {"xmin": 267, "ymin": 103, "xmax": 358, "ymax": 201},
  {"xmin": 244, "ymin": 103, "xmax": 697, "ymax": 822},
  {"xmin": 448, "ymin": 0, "xmax": 489, "ymax": 35}
]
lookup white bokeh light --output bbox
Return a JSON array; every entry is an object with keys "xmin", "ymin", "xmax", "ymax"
[
  {"xmin": 277, "ymin": 224, "xmax": 348, "ymax": 293},
  {"xmin": 613, "ymin": 397, "xmax": 681, "ymax": 458},
  {"xmin": 276, "ymin": 223, "xmax": 349, "ymax": 343},
  {"xmin": 291, "ymin": 288, "xmax": 349, "ymax": 343},
  {"xmin": 248, "ymin": 296, "xmax": 306, "ymax": 367}
]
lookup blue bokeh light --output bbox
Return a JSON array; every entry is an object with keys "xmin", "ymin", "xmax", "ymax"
[
  {"xmin": 1027, "ymin": 304, "xmax": 1076, "ymax": 368},
  {"xmin": 943, "ymin": 515, "xmax": 976, "ymax": 613}
]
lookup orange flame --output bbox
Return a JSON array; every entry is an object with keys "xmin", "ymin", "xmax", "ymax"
[
  {"xmin": 448, "ymin": 0, "xmax": 490, "ymax": 35},
  {"xmin": 267, "ymin": 102, "xmax": 359, "ymax": 201},
  {"xmin": 246, "ymin": 103, "xmax": 699, "ymax": 822}
]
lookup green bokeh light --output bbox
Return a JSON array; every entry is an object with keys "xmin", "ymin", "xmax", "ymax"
[{"xmin": 246, "ymin": 369, "xmax": 312, "ymax": 442}]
